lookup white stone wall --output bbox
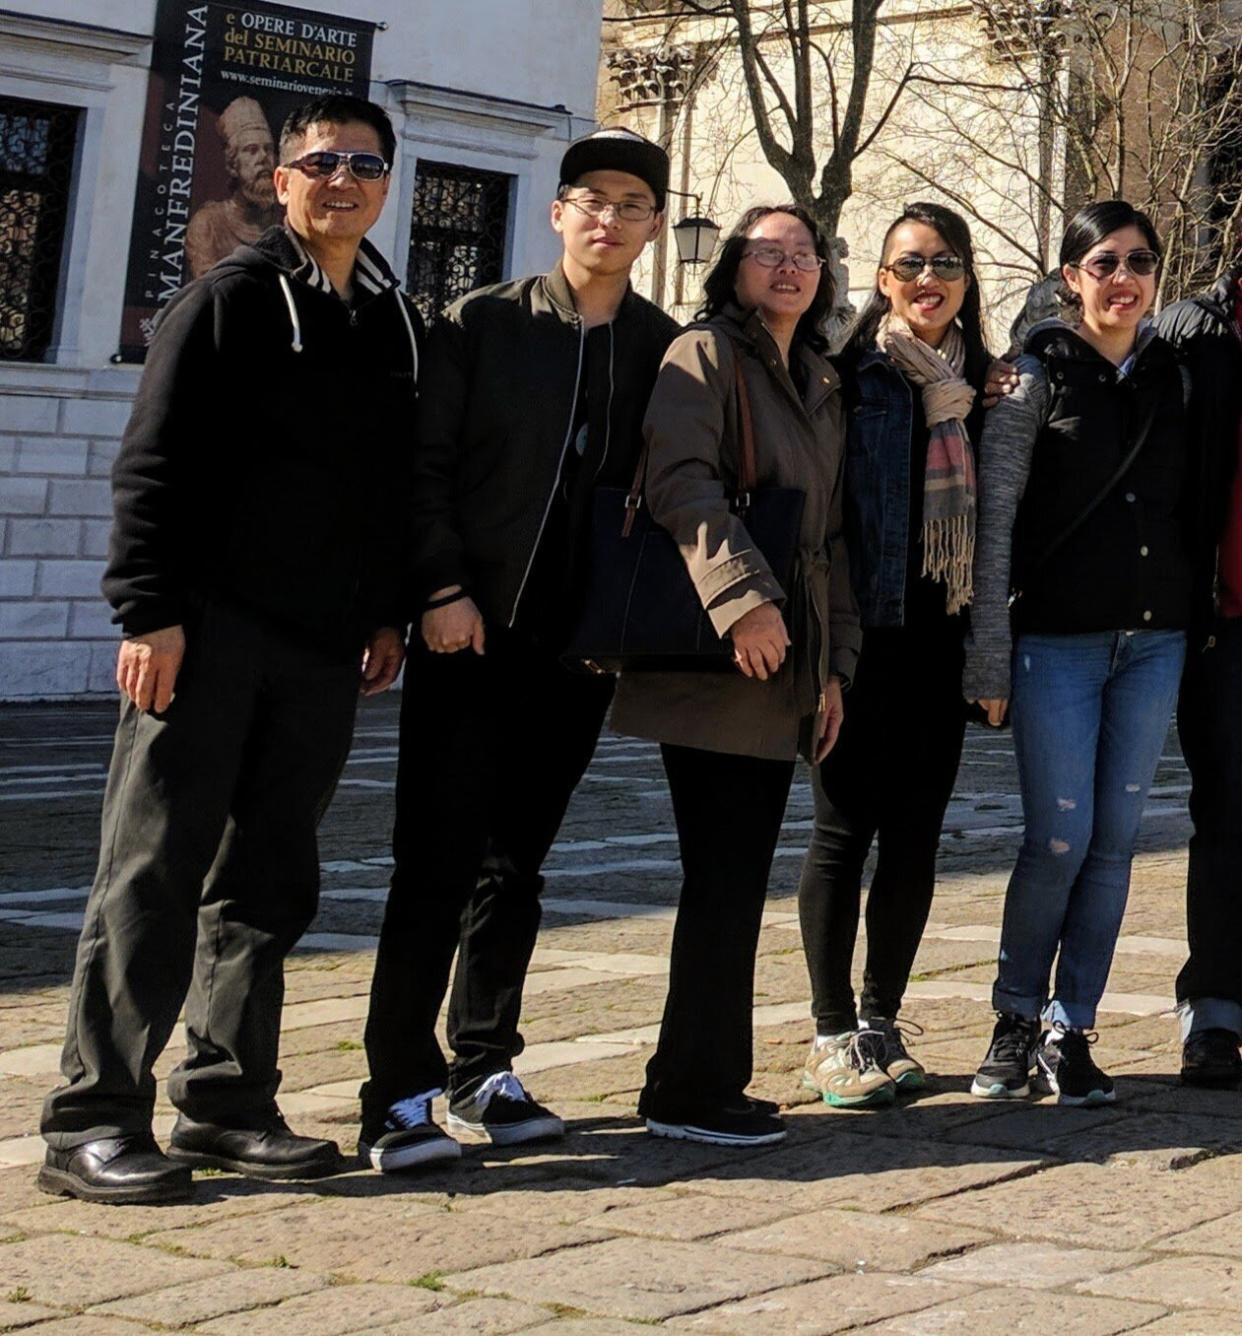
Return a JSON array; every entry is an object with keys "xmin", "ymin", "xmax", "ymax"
[{"xmin": 0, "ymin": 0, "xmax": 603, "ymax": 699}]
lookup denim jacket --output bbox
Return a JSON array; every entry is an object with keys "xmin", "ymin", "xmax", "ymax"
[
  {"xmin": 840, "ymin": 347, "xmax": 985, "ymax": 630},
  {"xmin": 840, "ymin": 350, "xmax": 919, "ymax": 628}
]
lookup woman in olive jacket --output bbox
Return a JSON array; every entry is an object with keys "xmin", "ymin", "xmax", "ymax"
[{"xmin": 612, "ymin": 204, "xmax": 861, "ymax": 1147}]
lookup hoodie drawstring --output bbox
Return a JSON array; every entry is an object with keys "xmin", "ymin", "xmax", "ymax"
[{"xmin": 278, "ymin": 274, "xmax": 304, "ymax": 354}]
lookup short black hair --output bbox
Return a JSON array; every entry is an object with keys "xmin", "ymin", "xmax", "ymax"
[
  {"xmin": 279, "ymin": 95, "xmax": 396, "ymax": 167},
  {"xmin": 697, "ymin": 204, "xmax": 835, "ymax": 352}
]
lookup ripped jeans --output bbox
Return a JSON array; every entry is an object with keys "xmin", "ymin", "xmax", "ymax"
[{"xmin": 993, "ymin": 630, "xmax": 1186, "ymax": 1029}]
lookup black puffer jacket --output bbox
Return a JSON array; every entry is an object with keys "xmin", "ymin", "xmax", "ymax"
[
  {"xmin": 410, "ymin": 262, "xmax": 679, "ymax": 626},
  {"xmin": 105, "ymin": 226, "xmax": 422, "ymax": 654},
  {"xmin": 1155, "ymin": 266, "xmax": 1242, "ymax": 639}
]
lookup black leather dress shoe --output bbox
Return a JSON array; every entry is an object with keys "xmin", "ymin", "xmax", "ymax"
[
  {"xmin": 167, "ymin": 1112, "xmax": 341, "ymax": 1180},
  {"xmin": 38, "ymin": 1133, "xmax": 193, "ymax": 1205},
  {"xmin": 1181, "ymin": 1028, "xmax": 1242, "ymax": 1087}
]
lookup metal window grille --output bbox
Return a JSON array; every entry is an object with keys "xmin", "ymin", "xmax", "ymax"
[
  {"xmin": 0, "ymin": 96, "xmax": 79, "ymax": 362},
  {"xmin": 407, "ymin": 161, "xmax": 511, "ymax": 324}
]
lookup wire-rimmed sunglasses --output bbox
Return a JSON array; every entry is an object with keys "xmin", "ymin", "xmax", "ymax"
[
  {"xmin": 881, "ymin": 254, "xmax": 966, "ymax": 282},
  {"xmin": 1070, "ymin": 248, "xmax": 1161, "ymax": 280},
  {"xmin": 283, "ymin": 150, "xmax": 390, "ymax": 183}
]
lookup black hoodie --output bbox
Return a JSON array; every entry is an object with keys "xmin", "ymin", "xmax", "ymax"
[{"xmin": 104, "ymin": 226, "xmax": 422, "ymax": 654}]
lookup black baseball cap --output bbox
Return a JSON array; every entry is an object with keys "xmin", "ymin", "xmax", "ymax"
[{"xmin": 559, "ymin": 128, "xmax": 669, "ymax": 211}]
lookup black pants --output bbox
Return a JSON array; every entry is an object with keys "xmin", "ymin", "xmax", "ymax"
[
  {"xmin": 42, "ymin": 601, "xmax": 359, "ymax": 1148},
  {"xmin": 797, "ymin": 625, "xmax": 966, "ymax": 1034},
  {"xmin": 360, "ymin": 632, "xmax": 613, "ymax": 1121},
  {"xmin": 1176, "ymin": 618, "xmax": 1242, "ymax": 1024},
  {"xmin": 640, "ymin": 743, "xmax": 795, "ymax": 1116}
]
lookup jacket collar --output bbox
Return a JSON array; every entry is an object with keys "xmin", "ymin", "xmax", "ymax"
[
  {"xmin": 253, "ymin": 224, "xmax": 399, "ymax": 300},
  {"xmin": 720, "ymin": 302, "xmax": 839, "ymax": 417},
  {"xmin": 1024, "ymin": 315, "xmax": 1161, "ymax": 366},
  {"xmin": 542, "ymin": 259, "xmax": 643, "ymax": 327}
]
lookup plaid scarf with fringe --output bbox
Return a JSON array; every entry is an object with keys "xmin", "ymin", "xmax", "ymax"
[{"xmin": 878, "ymin": 315, "xmax": 977, "ymax": 614}]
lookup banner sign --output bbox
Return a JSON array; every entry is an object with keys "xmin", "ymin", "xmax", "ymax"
[{"xmin": 118, "ymin": 0, "xmax": 376, "ymax": 360}]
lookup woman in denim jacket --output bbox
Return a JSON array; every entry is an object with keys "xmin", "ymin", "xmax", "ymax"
[{"xmin": 798, "ymin": 202, "xmax": 992, "ymax": 1108}]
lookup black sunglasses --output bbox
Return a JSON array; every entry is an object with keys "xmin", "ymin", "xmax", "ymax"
[
  {"xmin": 882, "ymin": 254, "xmax": 966, "ymax": 282},
  {"xmin": 1071, "ymin": 249, "xmax": 1161, "ymax": 279},
  {"xmin": 284, "ymin": 150, "xmax": 390, "ymax": 183}
]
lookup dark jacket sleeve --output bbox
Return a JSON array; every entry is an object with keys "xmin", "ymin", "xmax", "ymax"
[
  {"xmin": 102, "ymin": 280, "xmax": 217, "ymax": 636},
  {"xmin": 357, "ymin": 291, "xmax": 424, "ymax": 635},
  {"xmin": 408, "ymin": 306, "xmax": 471, "ymax": 603}
]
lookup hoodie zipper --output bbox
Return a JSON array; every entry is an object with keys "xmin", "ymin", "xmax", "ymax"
[
  {"xmin": 508, "ymin": 319, "xmax": 587, "ymax": 627},
  {"xmin": 593, "ymin": 321, "xmax": 615, "ymax": 482}
]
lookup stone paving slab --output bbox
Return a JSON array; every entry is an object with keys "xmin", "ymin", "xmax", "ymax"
[
  {"xmin": 0, "ymin": 1234, "xmax": 232, "ymax": 1307},
  {"xmin": 89, "ymin": 1266, "xmax": 328, "ymax": 1327},
  {"xmin": 861, "ymin": 1287, "xmax": 1169, "ymax": 1333},
  {"xmin": 444, "ymin": 1237, "xmax": 832, "ymax": 1322},
  {"xmin": 0, "ymin": 1299, "xmax": 58, "ymax": 1331},
  {"xmin": 668, "ymin": 1273, "xmax": 970, "ymax": 1333},
  {"xmin": 189, "ymin": 1283, "xmax": 450, "ymax": 1335},
  {"xmin": 916, "ymin": 1241, "xmax": 1145, "ymax": 1289},
  {"xmin": 1080, "ymin": 1256, "xmax": 1242, "ymax": 1309}
]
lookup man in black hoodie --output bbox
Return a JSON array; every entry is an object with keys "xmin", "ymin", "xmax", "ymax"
[
  {"xmin": 39, "ymin": 94, "xmax": 420, "ymax": 1204},
  {"xmin": 358, "ymin": 129, "xmax": 679, "ymax": 1172}
]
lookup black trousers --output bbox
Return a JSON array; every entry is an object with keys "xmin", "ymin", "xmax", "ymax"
[
  {"xmin": 640, "ymin": 743, "xmax": 795, "ymax": 1116},
  {"xmin": 797, "ymin": 625, "xmax": 966, "ymax": 1034},
  {"xmin": 360, "ymin": 632, "xmax": 613, "ymax": 1121},
  {"xmin": 1176, "ymin": 618, "xmax": 1242, "ymax": 1018},
  {"xmin": 42, "ymin": 600, "xmax": 359, "ymax": 1148}
]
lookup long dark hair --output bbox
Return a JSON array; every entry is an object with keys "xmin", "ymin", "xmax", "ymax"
[
  {"xmin": 843, "ymin": 201, "xmax": 990, "ymax": 385},
  {"xmin": 696, "ymin": 203, "xmax": 835, "ymax": 352},
  {"xmin": 1058, "ymin": 199, "xmax": 1162, "ymax": 315}
]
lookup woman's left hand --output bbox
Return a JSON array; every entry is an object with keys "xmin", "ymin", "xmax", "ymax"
[{"xmin": 813, "ymin": 677, "xmax": 845, "ymax": 763}]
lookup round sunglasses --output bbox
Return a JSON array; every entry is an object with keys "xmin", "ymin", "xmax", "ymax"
[
  {"xmin": 882, "ymin": 254, "xmax": 966, "ymax": 282},
  {"xmin": 283, "ymin": 150, "xmax": 390, "ymax": 183},
  {"xmin": 1070, "ymin": 249, "xmax": 1161, "ymax": 280}
]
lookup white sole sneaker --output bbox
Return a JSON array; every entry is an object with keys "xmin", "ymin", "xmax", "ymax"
[
  {"xmin": 645, "ymin": 1117, "xmax": 787, "ymax": 1147},
  {"xmin": 446, "ymin": 1111, "xmax": 564, "ymax": 1146},
  {"xmin": 358, "ymin": 1137, "xmax": 461, "ymax": 1173},
  {"xmin": 969, "ymin": 1076, "xmax": 1030, "ymax": 1099}
]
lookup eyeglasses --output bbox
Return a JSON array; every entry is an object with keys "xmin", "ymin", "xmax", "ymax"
[
  {"xmin": 283, "ymin": 151, "xmax": 390, "ymax": 183},
  {"xmin": 562, "ymin": 193, "xmax": 657, "ymax": 223},
  {"xmin": 882, "ymin": 254, "xmax": 966, "ymax": 282},
  {"xmin": 742, "ymin": 246, "xmax": 826, "ymax": 272},
  {"xmin": 1071, "ymin": 249, "xmax": 1161, "ymax": 280}
]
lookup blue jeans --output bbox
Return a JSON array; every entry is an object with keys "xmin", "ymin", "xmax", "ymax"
[{"xmin": 993, "ymin": 630, "xmax": 1186, "ymax": 1029}]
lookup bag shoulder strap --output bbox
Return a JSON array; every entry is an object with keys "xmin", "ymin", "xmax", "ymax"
[{"xmin": 622, "ymin": 332, "xmax": 757, "ymax": 536}]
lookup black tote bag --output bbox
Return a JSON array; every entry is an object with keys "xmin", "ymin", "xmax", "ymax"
[{"xmin": 564, "ymin": 347, "xmax": 805, "ymax": 673}]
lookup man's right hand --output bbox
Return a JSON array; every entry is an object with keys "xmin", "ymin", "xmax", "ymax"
[
  {"xmin": 422, "ymin": 586, "xmax": 486, "ymax": 655},
  {"xmin": 117, "ymin": 625, "xmax": 186, "ymax": 713}
]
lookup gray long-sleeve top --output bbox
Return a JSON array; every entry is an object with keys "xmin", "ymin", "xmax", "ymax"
[{"xmin": 961, "ymin": 354, "xmax": 1049, "ymax": 701}]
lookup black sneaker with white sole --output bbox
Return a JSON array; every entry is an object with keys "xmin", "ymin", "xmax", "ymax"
[
  {"xmin": 1036, "ymin": 1026, "xmax": 1115, "ymax": 1105},
  {"xmin": 970, "ymin": 1012, "xmax": 1040, "ymax": 1099},
  {"xmin": 447, "ymin": 1072, "xmax": 564, "ymax": 1146},
  {"xmin": 358, "ymin": 1089, "xmax": 462, "ymax": 1173},
  {"xmin": 645, "ymin": 1099, "xmax": 787, "ymax": 1148}
]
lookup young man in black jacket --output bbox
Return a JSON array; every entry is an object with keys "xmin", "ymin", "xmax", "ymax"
[
  {"xmin": 39, "ymin": 95, "xmax": 420, "ymax": 1204},
  {"xmin": 1156, "ymin": 263, "xmax": 1242, "ymax": 1086},
  {"xmin": 359, "ymin": 129, "xmax": 680, "ymax": 1171}
]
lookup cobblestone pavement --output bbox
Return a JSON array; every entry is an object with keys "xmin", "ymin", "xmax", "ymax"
[{"xmin": 0, "ymin": 695, "xmax": 1235, "ymax": 1333}]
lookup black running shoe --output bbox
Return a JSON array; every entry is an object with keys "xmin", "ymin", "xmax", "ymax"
[
  {"xmin": 970, "ymin": 1012, "xmax": 1040, "ymax": 1099},
  {"xmin": 358, "ymin": 1089, "xmax": 462, "ymax": 1173},
  {"xmin": 645, "ymin": 1100, "xmax": 786, "ymax": 1147},
  {"xmin": 1181, "ymin": 1028, "xmax": 1242, "ymax": 1088},
  {"xmin": 1036, "ymin": 1026, "xmax": 1115, "ymax": 1106},
  {"xmin": 447, "ymin": 1072, "xmax": 564, "ymax": 1146}
]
